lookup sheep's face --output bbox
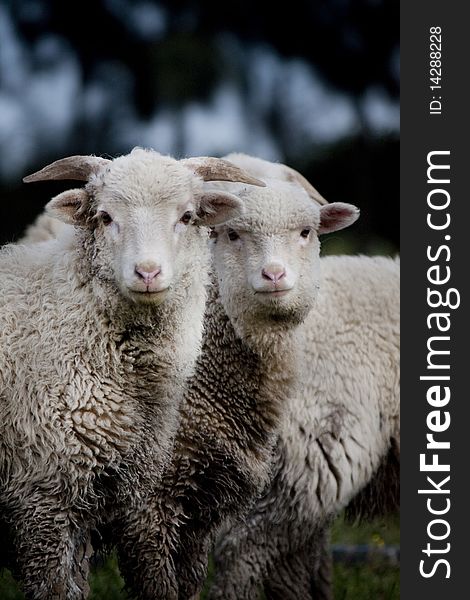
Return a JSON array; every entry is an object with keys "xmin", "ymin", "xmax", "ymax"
[
  {"xmin": 36, "ymin": 148, "xmax": 257, "ymax": 306},
  {"xmin": 86, "ymin": 153, "xmax": 204, "ymax": 305},
  {"xmin": 211, "ymin": 183, "xmax": 359, "ymax": 325}
]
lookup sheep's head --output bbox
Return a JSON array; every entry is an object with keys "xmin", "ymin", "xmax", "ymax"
[
  {"xmin": 210, "ymin": 179, "xmax": 359, "ymax": 326},
  {"xmin": 24, "ymin": 148, "xmax": 264, "ymax": 305}
]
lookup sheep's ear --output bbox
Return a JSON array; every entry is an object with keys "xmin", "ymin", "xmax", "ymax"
[
  {"xmin": 319, "ymin": 202, "xmax": 359, "ymax": 234},
  {"xmin": 45, "ymin": 189, "xmax": 90, "ymax": 226},
  {"xmin": 196, "ymin": 191, "xmax": 244, "ymax": 226}
]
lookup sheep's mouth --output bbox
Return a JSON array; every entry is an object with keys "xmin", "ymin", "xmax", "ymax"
[
  {"xmin": 254, "ymin": 288, "xmax": 293, "ymax": 297},
  {"xmin": 128, "ymin": 287, "xmax": 170, "ymax": 300}
]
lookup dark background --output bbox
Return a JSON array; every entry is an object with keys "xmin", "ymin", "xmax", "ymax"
[{"xmin": 0, "ymin": 0, "xmax": 399, "ymax": 250}]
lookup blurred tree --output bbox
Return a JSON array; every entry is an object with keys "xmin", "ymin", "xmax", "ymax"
[
  {"xmin": 11, "ymin": 0, "xmax": 398, "ymax": 116},
  {"xmin": 1, "ymin": 0, "xmax": 399, "ymax": 250}
]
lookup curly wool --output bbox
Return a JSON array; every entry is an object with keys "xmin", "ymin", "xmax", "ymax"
[
  {"xmin": 116, "ymin": 179, "xmax": 356, "ymax": 600},
  {"xmin": 115, "ymin": 276, "xmax": 303, "ymax": 600},
  {"xmin": 0, "ymin": 153, "xmax": 212, "ymax": 600},
  {"xmin": 21, "ymin": 211, "xmax": 67, "ymax": 243},
  {"xmin": 210, "ymin": 254, "xmax": 400, "ymax": 600},
  {"xmin": 0, "ymin": 240, "xmax": 203, "ymax": 592}
]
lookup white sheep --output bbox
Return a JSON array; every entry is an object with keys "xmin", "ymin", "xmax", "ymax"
[
  {"xmin": 0, "ymin": 147, "xmax": 263, "ymax": 600},
  {"xmin": 208, "ymin": 156, "xmax": 400, "ymax": 600},
  {"xmin": 20, "ymin": 210, "xmax": 68, "ymax": 243},
  {"xmin": 122, "ymin": 171, "xmax": 360, "ymax": 599},
  {"xmin": 18, "ymin": 155, "xmax": 398, "ymax": 600}
]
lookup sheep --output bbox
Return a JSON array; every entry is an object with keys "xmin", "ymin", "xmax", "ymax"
[
  {"xmin": 0, "ymin": 147, "xmax": 264, "ymax": 600},
  {"xmin": 114, "ymin": 170, "xmax": 360, "ymax": 600},
  {"xmin": 207, "ymin": 157, "xmax": 400, "ymax": 600},
  {"xmin": 19, "ymin": 155, "xmax": 397, "ymax": 600},
  {"xmin": 21, "ymin": 210, "xmax": 68, "ymax": 243}
]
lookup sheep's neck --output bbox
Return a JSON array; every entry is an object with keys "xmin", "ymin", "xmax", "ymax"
[
  {"xmin": 180, "ymin": 280, "xmax": 302, "ymax": 465},
  {"xmin": 220, "ymin": 289, "xmax": 303, "ymax": 384}
]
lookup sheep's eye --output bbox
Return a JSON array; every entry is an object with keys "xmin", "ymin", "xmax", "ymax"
[
  {"xmin": 209, "ymin": 229, "xmax": 218, "ymax": 239},
  {"xmin": 300, "ymin": 228, "xmax": 311, "ymax": 239},
  {"xmin": 180, "ymin": 211, "xmax": 193, "ymax": 225},
  {"xmin": 99, "ymin": 211, "xmax": 113, "ymax": 226},
  {"xmin": 227, "ymin": 229, "xmax": 240, "ymax": 241}
]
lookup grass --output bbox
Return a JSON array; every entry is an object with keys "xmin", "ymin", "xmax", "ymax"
[
  {"xmin": 0, "ymin": 515, "xmax": 399, "ymax": 599},
  {"xmin": 333, "ymin": 563, "xmax": 399, "ymax": 600},
  {"xmin": 331, "ymin": 514, "xmax": 400, "ymax": 600},
  {"xmin": 331, "ymin": 513, "xmax": 400, "ymax": 546},
  {"xmin": 89, "ymin": 557, "xmax": 127, "ymax": 600}
]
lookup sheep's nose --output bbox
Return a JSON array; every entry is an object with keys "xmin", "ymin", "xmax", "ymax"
[
  {"xmin": 135, "ymin": 264, "xmax": 161, "ymax": 285},
  {"xmin": 262, "ymin": 265, "xmax": 286, "ymax": 284}
]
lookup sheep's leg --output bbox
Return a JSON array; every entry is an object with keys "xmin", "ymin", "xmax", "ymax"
[
  {"xmin": 263, "ymin": 551, "xmax": 314, "ymax": 600},
  {"xmin": 209, "ymin": 553, "xmax": 264, "ymax": 600},
  {"xmin": 11, "ymin": 504, "xmax": 91, "ymax": 600},
  {"xmin": 211, "ymin": 521, "xmax": 332, "ymax": 600},
  {"xmin": 209, "ymin": 528, "xmax": 268, "ymax": 600},
  {"xmin": 263, "ymin": 529, "xmax": 333, "ymax": 600},
  {"xmin": 310, "ymin": 532, "xmax": 333, "ymax": 600},
  {"xmin": 177, "ymin": 513, "xmax": 265, "ymax": 599},
  {"xmin": 263, "ymin": 550, "xmax": 326, "ymax": 600},
  {"xmin": 116, "ymin": 501, "xmax": 180, "ymax": 600},
  {"xmin": 174, "ymin": 524, "xmax": 213, "ymax": 599},
  {"xmin": 71, "ymin": 535, "xmax": 94, "ymax": 600}
]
